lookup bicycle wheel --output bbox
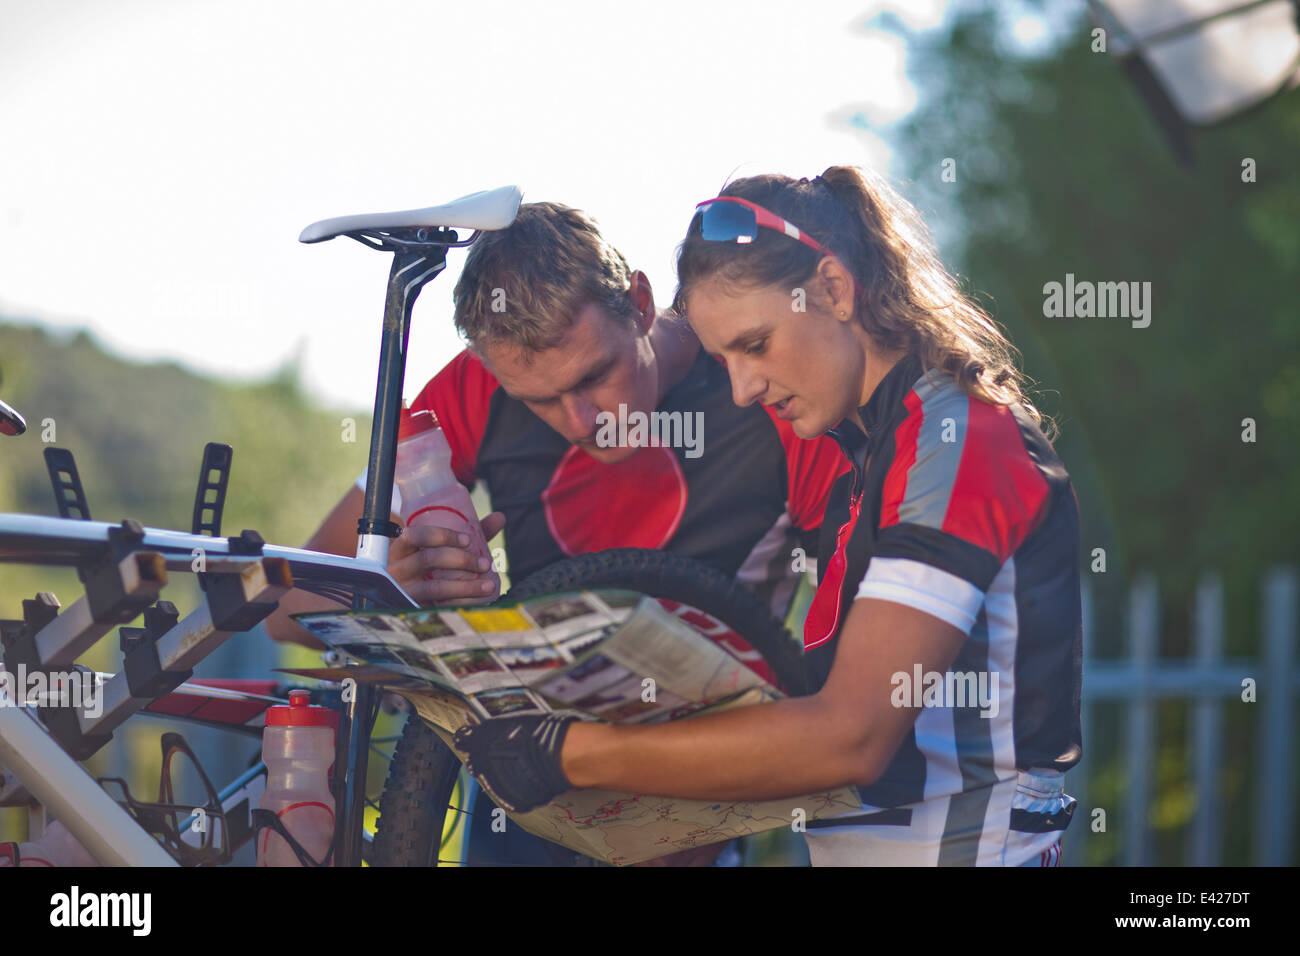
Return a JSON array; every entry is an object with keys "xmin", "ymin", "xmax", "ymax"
[
  {"xmin": 369, "ymin": 715, "xmax": 464, "ymax": 866},
  {"xmin": 370, "ymin": 548, "xmax": 806, "ymax": 867}
]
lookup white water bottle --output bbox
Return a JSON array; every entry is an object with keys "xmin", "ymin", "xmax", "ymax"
[
  {"xmin": 257, "ymin": 690, "xmax": 336, "ymax": 867},
  {"xmin": 394, "ymin": 404, "xmax": 498, "ymax": 602},
  {"xmin": 3, "ymin": 818, "xmax": 98, "ymax": 867}
]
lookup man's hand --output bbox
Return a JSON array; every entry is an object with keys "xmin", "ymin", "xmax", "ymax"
[
  {"xmin": 389, "ymin": 511, "xmax": 505, "ymax": 605},
  {"xmin": 453, "ymin": 713, "xmax": 578, "ymax": 813}
]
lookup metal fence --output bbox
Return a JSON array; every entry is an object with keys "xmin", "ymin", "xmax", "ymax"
[{"xmin": 1064, "ymin": 566, "xmax": 1297, "ymax": 865}]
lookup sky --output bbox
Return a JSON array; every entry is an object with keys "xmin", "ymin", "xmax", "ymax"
[{"xmin": 0, "ymin": 0, "xmax": 953, "ymax": 410}]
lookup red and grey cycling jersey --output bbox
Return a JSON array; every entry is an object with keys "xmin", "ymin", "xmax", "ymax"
[
  {"xmin": 360, "ymin": 347, "xmax": 847, "ymax": 619},
  {"xmin": 802, "ymin": 353, "xmax": 1083, "ymax": 865}
]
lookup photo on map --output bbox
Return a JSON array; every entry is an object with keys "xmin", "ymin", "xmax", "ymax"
[
  {"xmin": 405, "ymin": 611, "xmax": 456, "ymax": 642},
  {"xmin": 524, "ymin": 594, "xmax": 598, "ymax": 628},
  {"xmin": 535, "ymin": 653, "xmax": 630, "ymax": 704},
  {"xmin": 495, "ymin": 644, "xmax": 567, "ymax": 675},
  {"xmin": 437, "ymin": 648, "xmax": 504, "ymax": 680},
  {"xmin": 558, "ymin": 627, "xmax": 610, "ymax": 657},
  {"xmin": 388, "ymin": 644, "xmax": 441, "ymax": 674},
  {"xmin": 473, "ymin": 687, "xmax": 544, "ymax": 718},
  {"xmin": 334, "ymin": 641, "xmax": 404, "ymax": 666}
]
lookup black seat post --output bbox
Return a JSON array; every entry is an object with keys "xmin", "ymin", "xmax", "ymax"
[
  {"xmin": 355, "ymin": 247, "xmax": 449, "ymax": 559},
  {"xmin": 334, "ymin": 243, "xmax": 448, "ymax": 868}
]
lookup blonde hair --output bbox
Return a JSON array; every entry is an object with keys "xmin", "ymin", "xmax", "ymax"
[
  {"xmin": 454, "ymin": 202, "xmax": 638, "ymax": 353},
  {"xmin": 673, "ymin": 166, "xmax": 1051, "ymax": 436}
]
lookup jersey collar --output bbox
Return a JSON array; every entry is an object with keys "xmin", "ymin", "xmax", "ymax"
[{"xmin": 827, "ymin": 352, "xmax": 925, "ymax": 470}]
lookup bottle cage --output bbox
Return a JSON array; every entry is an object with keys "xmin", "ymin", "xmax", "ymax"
[
  {"xmin": 98, "ymin": 731, "xmax": 233, "ymax": 866},
  {"xmin": 249, "ymin": 808, "xmax": 335, "ymax": 868}
]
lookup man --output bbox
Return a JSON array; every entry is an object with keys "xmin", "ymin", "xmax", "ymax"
[{"xmin": 266, "ymin": 202, "xmax": 846, "ymax": 646}]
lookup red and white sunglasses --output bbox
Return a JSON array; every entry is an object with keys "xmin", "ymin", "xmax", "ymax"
[{"xmin": 692, "ymin": 195, "xmax": 832, "ymax": 255}]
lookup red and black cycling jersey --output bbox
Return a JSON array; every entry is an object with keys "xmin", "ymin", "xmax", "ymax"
[
  {"xmin": 368, "ymin": 346, "xmax": 846, "ymax": 618},
  {"xmin": 801, "ymin": 353, "xmax": 1083, "ymax": 866}
]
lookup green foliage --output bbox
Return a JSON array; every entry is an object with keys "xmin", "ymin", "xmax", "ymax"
[
  {"xmin": 887, "ymin": 7, "xmax": 1300, "ymax": 650},
  {"xmin": 0, "ymin": 320, "xmax": 370, "ymax": 618}
]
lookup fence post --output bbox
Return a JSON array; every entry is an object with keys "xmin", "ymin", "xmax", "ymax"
[
  {"xmin": 1124, "ymin": 574, "xmax": 1157, "ymax": 867},
  {"xmin": 1065, "ymin": 578, "xmax": 1092, "ymax": 866},
  {"xmin": 1188, "ymin": 572, "xmax": 1223, "ymax": 866},
  {"xmin": 1255, "ymin": 565, "xmax": 1296, "ymax": 865}
]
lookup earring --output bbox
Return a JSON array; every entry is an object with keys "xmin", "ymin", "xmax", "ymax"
[{"xmin": 839, "ymin": 310, "xmax": 846, "ymax": 317}]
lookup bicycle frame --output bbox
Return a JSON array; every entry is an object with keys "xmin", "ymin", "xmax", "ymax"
[{"xmin": 0, "ymin": 193, "xmax": 517, "ymax": 866}]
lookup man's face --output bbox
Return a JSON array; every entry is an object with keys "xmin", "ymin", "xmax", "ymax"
[{"xmin": 478, "ymin": 303, "xmax": 658, "ymax": 464}]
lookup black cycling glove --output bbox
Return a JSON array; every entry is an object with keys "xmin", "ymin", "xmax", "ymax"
[{"xmin": 452, "ymin": 713, "xmax": 578, "ymax": 813}]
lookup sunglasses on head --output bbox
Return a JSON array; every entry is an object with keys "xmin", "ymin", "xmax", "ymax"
[
  {"xmin": 691, "ymin": 195, "xmax": 858, "ymax": 298},
  {"xmin": 692, "ymin": 195, "xmax": 831, "ymax": 255}
]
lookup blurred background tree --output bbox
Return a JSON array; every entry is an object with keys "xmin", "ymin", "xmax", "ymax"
[
  {"xmin": 869, "ymin": 2, "xmax": 1299, "ymax": 864},
  {"xmin": 880, "ymin": 5, "xmax": 1299, "ymax": 643}
]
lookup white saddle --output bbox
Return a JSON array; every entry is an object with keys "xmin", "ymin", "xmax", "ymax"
[{"xmin": 299, "ymin": 185, "xmax": 522, "ymax": 243}]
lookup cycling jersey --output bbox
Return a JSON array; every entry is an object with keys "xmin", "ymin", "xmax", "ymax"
[
  {"xmin": 802, "ymin": 353, "xmax": 1082, "ymax": 866},
  {"xmin": 359, "ymin": 346, "xmax": 847, "ymax": 618}
]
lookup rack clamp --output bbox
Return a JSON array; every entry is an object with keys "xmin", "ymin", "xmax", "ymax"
[
  {"xmin": 78, "ymin": 520, "xmax": 167, "ymax": 626},
  {"xmin": 0, "ymin": 596, "xmax": 112, "ymax": 760},
  {"xmin": 227, "ymin": 528, "xmax": 265, "ymax": 556},
  {"xmin": 198, "ymin": 532, "xmax": 279, "ymax": 633},
  {"xmin": 35, "ymin": 664, "xmax": 112, "ymax": 761},
  {"xmin": 119, "ymin": 601, "xmax": 189, "ymax": 700},
  {"xmin": 0, "ymin": 592, "xmax": 61, "ymax": 675}
]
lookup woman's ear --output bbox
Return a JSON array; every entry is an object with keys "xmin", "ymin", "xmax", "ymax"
[{"xmin": 816, "ymin": 257, "xmax": 856, "ymax": 322}]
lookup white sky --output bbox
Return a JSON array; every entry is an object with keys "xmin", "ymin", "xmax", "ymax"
[{"xmin": 0, "ymin": 0, "xmax": 948, "ymax": 410}]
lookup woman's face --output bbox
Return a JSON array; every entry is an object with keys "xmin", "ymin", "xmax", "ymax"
[{"xmin": 685, "ymin": 273, "xmax": 866, "ymax": 439}]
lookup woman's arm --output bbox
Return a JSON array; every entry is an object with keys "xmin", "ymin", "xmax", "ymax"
[{"xmin": 558, "ymin": 598, "xmax": 967, "ymax": 801}]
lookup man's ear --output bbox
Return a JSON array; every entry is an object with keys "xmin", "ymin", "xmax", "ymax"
[{"xmin": 628, "ymin": 271, "xmax": 656, "ymax": 333}]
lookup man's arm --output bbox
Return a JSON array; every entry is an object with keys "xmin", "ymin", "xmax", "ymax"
[
  {"xmin": 263, "ymin": 485, "xmax": 389, "ymax": 648},
  {"xmin": 264, "ymin": 485, "xmax": 506, "ymax": 648},
  {"xmin": 557, "ymin": 598, "xmax": 966, "ymax": 801}
]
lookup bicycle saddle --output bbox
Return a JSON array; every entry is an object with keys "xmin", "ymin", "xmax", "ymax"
[{"xmin": 298, "ymin": 185, "xmax": 522, "ymax": 244}]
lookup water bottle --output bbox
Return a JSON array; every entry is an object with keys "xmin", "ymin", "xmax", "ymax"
[
  {"xmin": 2, "ymin": 818, "xmax": 98, "ymax": 867},
  {"xmin": 394, "ymin": 404, "xmax": 498, "ymax": 602},
  {"xmin": 257, "ymin": 690, "xmax": 336, "ymax": 867}
]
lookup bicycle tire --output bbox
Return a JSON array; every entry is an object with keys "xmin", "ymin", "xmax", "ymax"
[
  {"xmin": 369, "ymin": 717, "xmax": 462, "ymax": 867},
  {"xmin": 370, "ymin": 548, "xmax": 807, "ymax": 867}
]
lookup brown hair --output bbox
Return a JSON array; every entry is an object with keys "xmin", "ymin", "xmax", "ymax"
[
  {"xmin": 454, "ymin": 201, "xmax": 639, "ymax": 354},
  {"xmin": 672, "ymin": 166, "xmax": 1050, "ymax": 435}
]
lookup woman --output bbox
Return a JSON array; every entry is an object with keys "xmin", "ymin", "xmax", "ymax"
[{"xmin": 455, "ymin": 166, "xmax": 1083, "ymax": 866}]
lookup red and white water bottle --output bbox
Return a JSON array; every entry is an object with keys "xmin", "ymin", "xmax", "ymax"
[
  {"xmin": 257, "ymin": 690, "xmax": 336, "ymax": 867},
  {"xmin": 394, "ymin": 404, "xmax": 498, "ymax": 602}
]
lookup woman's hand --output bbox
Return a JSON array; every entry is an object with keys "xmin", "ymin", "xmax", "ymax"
[
  {"xmin": 388, "ymin": 511, "xmax": 506, "ymax": 605},
  {"xmin": 453, "ymin": 713, "xmax": 578, "ymax": 813}
]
